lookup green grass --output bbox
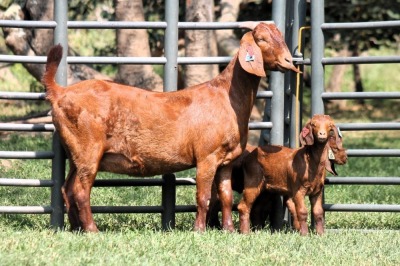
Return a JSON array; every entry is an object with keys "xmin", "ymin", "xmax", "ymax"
[{"xmin": 0, "ymin": 228, "xmax": 399, "ymax": 265}]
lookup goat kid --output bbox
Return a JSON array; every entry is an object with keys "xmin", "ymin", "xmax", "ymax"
[
  {"xmin": 42, "ymin": 22, "xmax": 299, "ymax": 232},
  {"xmin": 207, "ymin": 117, "xmax": 347, "ymax": 229},
  {"xmin": 237, "ymin": 115, "xmax": 347, "ymax": 235}
]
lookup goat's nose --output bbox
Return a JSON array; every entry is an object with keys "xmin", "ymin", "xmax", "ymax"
[{"xmin": 285, "ymin": 57, "xmax": 292, "ymax": 64}]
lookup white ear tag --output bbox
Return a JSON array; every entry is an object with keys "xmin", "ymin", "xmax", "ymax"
[
  {"xmin": 328, "ymin": 149, "xmax": 335, "ymax": 160},
  {"xmin": 245, "ymin": 52, "xmax": 255, "ymax": 62}
]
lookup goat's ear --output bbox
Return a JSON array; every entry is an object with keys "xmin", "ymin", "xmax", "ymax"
[
  {"xmin": 325, "ymin": 158, "xmax": 338, "ymax": 176},
  {"xmin": 299, "ymin": 122, "xmax": 314, "ymax": 146},
  {"xmin": 238, "ymin": 32, "xmax": 266, "ymax": 77}
]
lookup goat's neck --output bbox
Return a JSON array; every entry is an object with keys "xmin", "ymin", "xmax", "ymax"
[
  {"xmin": 210, "ymin": 54, "xmax": 261, "ymax": 126},
  {"xmin": 307, "ymin": 143, "xmax": 329, "ymax": 177}
]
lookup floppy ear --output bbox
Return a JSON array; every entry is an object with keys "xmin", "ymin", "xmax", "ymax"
[
  {"xmin": 325, "ymin": 158, "xmax": 338, "ymax": 176},
  {"xmin": 238, "ymin": 32, "xmax": 266, "ymax": 77},
  {"xmin": 299, "ymin": 122, "xmax": 314, "ymax": 146}
]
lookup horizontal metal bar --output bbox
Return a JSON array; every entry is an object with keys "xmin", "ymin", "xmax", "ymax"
[
  {"xmin": 175, "ymin": 205, "xmax": 197, "ymax": 213},
  {"xmin": 0, "ymin": 20, "xmax": 57, "ymax": 28},
  {"xmin": 347, "ymin": 149, "xmax": 400, "ymax": 157},
  {"xmin": 94, "ymin": 178, "xmax": 164, "ymax": 187},
  {"xmin": 0, "ymin": 151, "xmax": 54, "ymax": 159},
  {"xmin": 322, "ymin": 92, "xmax": 400, "ymax": 100},
  {"xmin": 0, "ymin": 178, "xmax": 53, "ymax": 187},
  {"xmin": 0, "ymin": 55, "xmax": 46, "ymax": 64},
  {"xmin": 68, "ymin": 21, "xmax": 167, "ymax": 29},
  {"xmin": 321, "ymin": 20, "xmax": 400, "ymax": 30},
  {"xmin": 322, "ymin": 56, "xmax": 400, "ymax": 65},
  {"xmin": 178, "ymin": 21, "xmax": 273, "ymax": 29},
  {"xmin": 177, "ymin": 57, "xmax": 231, "ymax": 65},
  {"xmin": 249, "ymin": 122, "xmax": 273, "ymax": 130},
  {"xmin": 325, "ymin": 177, "xmax": 400, "ymax": 185},
  {"xmin": 0, "ymin": 91, "xmax": 46, "ymax": 100},
  {"xmin": 295, "ymin": 58, "xmax": 311, "ymax": 65},
  {"xmin": 68, "ymin": 56, "xmax": 167, "ymax": 65},
  {"xmin": 91, "ymin": 205, "xmax": 163, "ymax": 214},
  {"xmin": 0, "ymin": 123, "xmax": 54, "ymax": 132},
  {"xmin": 0, "ymin": 55, "xmax": 236, "ymax": 65},
  {"xmin": 0, "ymin": 206, "xmax": 52, "ymax": 214},
  {"xmin": 336, "ymin": 122, "xmax": 400, "ymax": 131},
  {"xmin": 324, "ymin": 204, "xmax": 400, "ymax": 212},
  {"xmin": 256, "ymin": 91, "xmax": 273, "ymax": 98},
  {"xmin": 0, "ymin": 20, "xmax": 273, "ymax": 30}
]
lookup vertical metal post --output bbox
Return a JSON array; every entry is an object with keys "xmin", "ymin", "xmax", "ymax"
[
  {"xmin": 266, "ymin": 0, "xmax": 287, "ymax": 231},
  {"xmin": 269, "ymin": 0, "xmax": 287, "ymax": 146},
  {"xmin": 50, "ymin": 0, "xmax": 68, "ymax": 229},
  {"xmin": 290, "ymin": 0, "xmax": 307, "ymax": 149},
  {"xmin": 164, "ymin": 0, "xmax": 179, "ymax": 92},
  {"xmin": 161, "ymin": 0, "xmax": 178, "ymax": 230},
  {"xmin": 310, "ymin": 0, "xmax": 326, "ymax": 229},
  {"xmin": 311, "ymin": 0, "xmax": 325, "ymax": 115},
  {"xmin": 162, "ymin": 173, "xmax": 176, "ymax": 230}
]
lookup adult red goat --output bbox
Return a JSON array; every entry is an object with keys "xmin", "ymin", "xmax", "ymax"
[
  {"xmin": 238, "ymin": 115, "xmax": 347, "ymax": 235},
  {"xmin": 42, "ymin": 22, "xmax": 299, "ymax": 232}
]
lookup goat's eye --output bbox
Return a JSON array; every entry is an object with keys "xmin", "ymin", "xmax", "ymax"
[{"xmin": 329, "ymin": 130, "xmax": 334, "ymax": 136}]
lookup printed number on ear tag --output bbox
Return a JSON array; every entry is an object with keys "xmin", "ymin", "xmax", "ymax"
[
  {"xmin": 245, "ymin": 52, "xmax": 255, "ymax": 62},
  {"xmin": 328, "ymin": 149, "xmax": 336, "ymax": 160},
  {"xmin": 337, "ymin": 127, "xmax": 343, "ymax": 138}
]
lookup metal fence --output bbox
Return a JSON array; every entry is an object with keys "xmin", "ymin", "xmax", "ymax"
[
  {"xmin": 0, "ymin": 0, "xmax": 399, "ymax": 231},
  {"xmin": 308, "ymin": 1, "xmax": 400, "ymax": 214}
]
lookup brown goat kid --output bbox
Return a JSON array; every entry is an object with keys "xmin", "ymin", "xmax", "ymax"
[
  {"xmin": 42, "ymin": 23, "xmax": 299, "ymax": 232},
  {"xmin": 238, "ymin": 115, "xmax": 347, "ymax": 235},
  {"xmin": 207, "ymin": 118, "xmax": 347, "ymax": 229}
]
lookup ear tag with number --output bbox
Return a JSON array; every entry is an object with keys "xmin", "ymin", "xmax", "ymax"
[
  {"xmin": 245, "ymin": 46, "xmax": 255, "ymax": 62},
  {"xmin": 328, "ymin": 149, "xmax": 335, "ymax": 160}
]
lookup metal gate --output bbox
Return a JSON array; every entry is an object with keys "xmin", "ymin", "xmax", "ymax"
[{"xmin": 1, "ymin": 0, "xmax": 399, "ymax": 231}]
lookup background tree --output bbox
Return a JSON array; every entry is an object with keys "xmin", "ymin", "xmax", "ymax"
[
  {"xmin": 114, "ymin": 0, "xmax": 163, "ymax": 91},
  {"xmin": 1, "ymin": 0, "xmax": 109, "ymax": 86},
  {"xmin": 184, "ymin": 0, "xmax": 218, "ymax": 87},
  {"xmin": 324, "ymin": 0, "xmax": 400, "ymax": 97}
]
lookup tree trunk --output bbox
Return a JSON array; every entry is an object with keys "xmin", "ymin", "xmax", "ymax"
[
  {"xmin": 114, "ymin": 0, "xmax": 163, "ymax": 91},
  {"xmin": 326, "ymin": 45, "xmax": 349, "ymax": 109},
  {"xmin": 184, "ymin": 0, "xmax": 218, "ymax": 88},
  {"xmin": 216, "ymin": 0, "xmax": 241, "ymax": 56},
  {"xmin": 1, "ymin": 1, "xmax": 109, "ymax": 85},
  {"xmin": 352, "ymin": 44, "xmax": 365, "ymax": 104}
]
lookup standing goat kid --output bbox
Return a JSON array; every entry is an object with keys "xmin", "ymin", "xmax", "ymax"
[
  {"xmin": 42, "ymin": 22, "xmax": 298, "ymax": 233},
  {"xmin": 238, "ymin": 115, "xmax": 347, "ymax": 235}
]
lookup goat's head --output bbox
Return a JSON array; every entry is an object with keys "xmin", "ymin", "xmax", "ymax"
[
  {"xmin": 300, "ymin": 114, "xmax": 347, "ymax": 176},
  {"xmin": 327, "ymin": 125, "xmax": 348, "ymax": 165},
  {"xmin": 238, "ymin": 22, "xmax": 300, "ymax": 77},
  {"xmin": 299, "ymin": 114, "xmax": 334, "ymax": 146}
]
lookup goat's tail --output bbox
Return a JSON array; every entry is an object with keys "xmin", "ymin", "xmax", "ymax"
[{"xmin": 42, "ymin": 44, "xmax": 63, "ymax": 103}]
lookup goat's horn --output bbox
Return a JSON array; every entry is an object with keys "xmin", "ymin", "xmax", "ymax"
[{"xmin": 239, "ymin": 21, "xmax": 275, "ymax": 30}]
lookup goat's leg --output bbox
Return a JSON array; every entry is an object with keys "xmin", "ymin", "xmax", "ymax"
[
  {"xmin": 237, "ymin": 182, "xmax": 263, "ymax": 234},
  {"xmin": 250, "ymin": 192, "xmax": 269, "ymax": 230},
  {"xmin": 293, "ymin": 190, "xmax": 308, "ymax": 236},
  {"xmin": 71, "ymin": 165, "xmax": 98, "ymax": 233},
  {"xmin": 216, "ymin": 165, "xmax": 234, "ymax": 232},
  {"xmin": 61, "ymin": 163, "xmax": 82, "ymax": 231},
  {"xmin": 309, "ymin": 192, "xmax": 325, "ymax": 235},
  {"xmin": 206, "ymin": 182, "xmax": 221, "ymax": 229},
  {"xmin": 285, "ymin": 197, "xmax": 299, "ymax": 231},
  {"xmin": 194, "ymin": 158, "xmax": 218, "ymax": 232}
]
